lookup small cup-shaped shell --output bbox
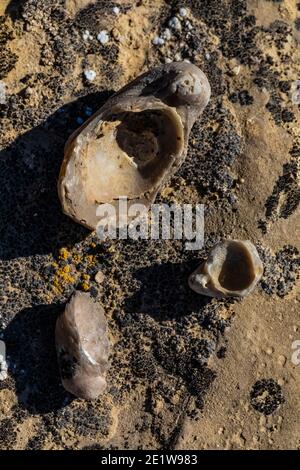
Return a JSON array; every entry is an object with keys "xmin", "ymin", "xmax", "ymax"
[{"xmin": 189, "ymin": 240, "xmax": 263, "ymax": 298}]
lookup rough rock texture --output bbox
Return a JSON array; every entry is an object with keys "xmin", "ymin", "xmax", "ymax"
[
  {"xmin": 0, "ymin": 0, "xmax": 299, "ymax": 450},
  {"xmin": 55, "ymin": 291, "xmax": 110, "ymax": 399},
  {"xmin": 189, "ymin": 239, "xmax": 263, "ymax": 298}
]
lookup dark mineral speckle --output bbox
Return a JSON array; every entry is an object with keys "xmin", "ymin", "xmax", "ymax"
[{"xmin": 250, "ymin": 379, "xmax": 285, "ymax": 415}]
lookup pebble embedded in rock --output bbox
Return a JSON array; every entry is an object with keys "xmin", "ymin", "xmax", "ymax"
[
  {"xmin": 168, "ymin": 17, "xmax": 181, "ymax": 30},
  {"xmin": 278, "ymin": 355, "xmax": 287, "ymax": 367},
  {"xmin": 84, "ymin": 69, "xmax": 96, "ymax": 82},
  {"xmin": 179, "ymin": 7, "xmax": 188, "ymax": 18},
  {"xmin": 97, "ymin": 30, "xmax": 109, "ymax": 45},
  {"xmin": 55, "ymin": 291, "xmax": 110, "ymax": 399},
  {"xmin": 95, "ymin": 271, "xmax": 105, "ymax": 284},
  {"xmin": 152, "ymin": 36, "xmax": 164, "ymax": 46}
]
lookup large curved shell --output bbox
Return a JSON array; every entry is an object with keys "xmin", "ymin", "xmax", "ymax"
[
  {"xmin": 58, "ymin": 61, "xmax": 211, "ymax": 229},
  {"xmin": 189, "ymin": 240, "xmax": 263, "ymax": 298}
]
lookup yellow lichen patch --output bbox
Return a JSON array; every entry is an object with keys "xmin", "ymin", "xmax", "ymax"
[
  {"xmin": 86, "ymin": 254, "xmax": 95, "ymax": 264},
  {"xmin": 78, "ymin": 273, "xmax": 90, "ymax": 292},
  {"xmin": 52, "ymin": 265, "xmax": 76, "ymax": 294},
  {"xmin": 80, "ymin": 282, "xmax": 90, "ymax": 292},
  {"xmin": 58, "ymin": 247, "xmax": 70, "ymax": 261}
]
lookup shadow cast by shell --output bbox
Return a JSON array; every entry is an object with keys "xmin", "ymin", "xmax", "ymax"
[
  {"xmin": 3, "ymin": 302, "xmax": 72, "ymax": 414},
  {"xmin": 0, "ymin": 90, "xmax": 114, "ymax": 261}
]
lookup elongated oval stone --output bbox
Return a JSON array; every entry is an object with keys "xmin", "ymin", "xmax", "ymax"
[{"xmin": 55, "ymin": 291, "xmax": 110, "ymax": 399}]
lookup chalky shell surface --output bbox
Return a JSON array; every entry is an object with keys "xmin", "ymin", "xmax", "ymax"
[{"xmin": 58, "ymin": 61, "xmax": 211, "ymax": 229}]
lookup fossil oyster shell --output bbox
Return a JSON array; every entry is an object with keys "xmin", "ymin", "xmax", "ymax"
[
  {"xmin": 58, "ymin": 61, "xmax": 211, "ymax": 229},
  {"xmin": 55, "ymin": 291, "xmax": 110, "ymax": 399},
  {"xmin": 189, "ymin": 240, "xmax": 263, "ymax": 298}
]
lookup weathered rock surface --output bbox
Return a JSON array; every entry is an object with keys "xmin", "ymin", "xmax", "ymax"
[{"xmin": 55, "ymin": 291, "xmax": 110, "ymax": 399}]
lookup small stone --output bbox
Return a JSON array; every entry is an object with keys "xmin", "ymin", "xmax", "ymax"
[
  {"xmin": 161, "ymin": 28, "xmax": 171, "ymax": 41},
  {"xmin": 25, "ymin": 86, "xmax": 34, "ymax": 97},
  {"xmin": 152, "ymin": 36, "xmax": 164, "ymax": 46},
  {"xmin": 266, "ymin": 347, "xmax": 274, "ymax": 355},
  {"xmin": 0, "ymin": 371, "xmax": 7, "ymax": 381},
  {"xmin": 179, "ymin": 7, "xmax": 188, "ymax": 17},
  {"xmin": 112, "ymin": 6, "xmax": 120, "ymax": 15},
  {"xmin": 185, "ymin": 20, "xmax": 193, "ymax": 31},
  {"xmin": 112, "ymin": 28, "xmax": 121, "ymax": 41},
  {"xmin": 232, "ymin": 65, "xmax": 241, "ymax": 75},
  {"xmin": 277, "ymin": 355, "xmax": 287, "ymax": 367},
  {"xmin": 97, "ymin": 30, "xmax": 109, "ymax": 45},
  {"xmin": 95, "ymin": 271, "xmax": 105, "ymax": 284},
  {"xmin": 168, "ymin": 17, "xmax": 181, "ymax": 31},
  {"xmin": 83, "ymin": 30, "xmax": 93, "ymax": 41},
  {"xmin": 292, "ymin": 90, "xmax": 300, "ymax": 104},
  {"xmin": 55, "ymin": 291, "xmax": 110, "ymax": 399},
  {"xmin": 84, "ymin": 70, "xmax": 96, "ymax": 82},
  {"xmin": 291, "ymin": 80, "xmax": 300, "ymax": 104}
]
